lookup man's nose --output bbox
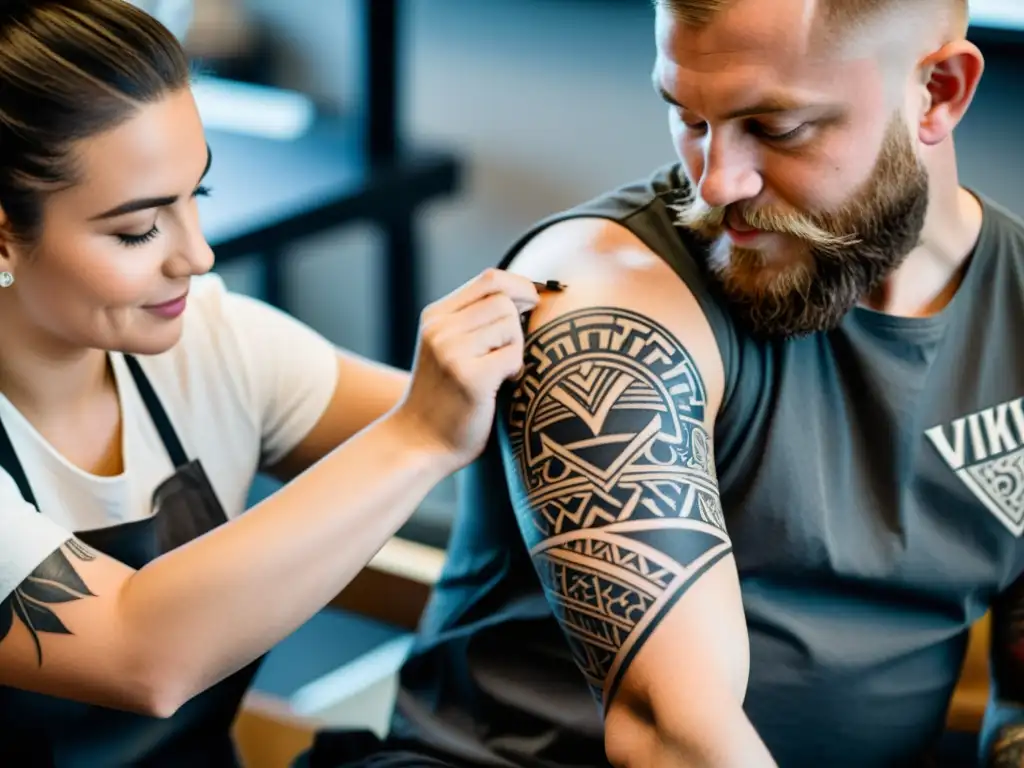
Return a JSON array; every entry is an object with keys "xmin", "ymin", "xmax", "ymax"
[{"xmin": 698, "ymin": 135, "xmax": 763, "ymax": 209}]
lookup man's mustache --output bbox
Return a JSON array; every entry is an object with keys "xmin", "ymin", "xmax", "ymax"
[{"xmin": 672, "ymin": 193, "xmax": 861, "ymax": 255}]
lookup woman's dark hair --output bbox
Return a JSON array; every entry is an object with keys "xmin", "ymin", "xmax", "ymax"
[{"xmin": 0, "ymin": 0, "xmax": 192, "ymax": 244}]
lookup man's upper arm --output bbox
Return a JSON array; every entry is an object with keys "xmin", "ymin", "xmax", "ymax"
[{"xmin": 498, "ymin": 219, "xmax": 749, "ymax": 717}]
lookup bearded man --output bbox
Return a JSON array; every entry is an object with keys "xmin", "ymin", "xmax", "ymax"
[{"xmin": 305, "ymin": 1, "xmax": 1024, "ymax": 766}]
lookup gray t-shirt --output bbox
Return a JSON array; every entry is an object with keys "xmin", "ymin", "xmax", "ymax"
[{"xmin": 389, "ymin": 164, "xmax": 1024, "ymax": 767}]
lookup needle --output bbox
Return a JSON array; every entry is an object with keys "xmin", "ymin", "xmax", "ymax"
[{"xmin": 533, "ymin": 280, "xmax": 566, "ymax": 292}]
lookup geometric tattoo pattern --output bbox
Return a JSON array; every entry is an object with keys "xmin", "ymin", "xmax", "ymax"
[
  {"xmin": 0, "ymin": 539, "xmax": 97, "ymax": 665},
  {"xmin": 500, "ymin": 307, "xmax": 732, "ymax": 711}
]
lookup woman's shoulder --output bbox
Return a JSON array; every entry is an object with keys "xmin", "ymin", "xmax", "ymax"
[
  {"xmin": 174, "ymin": 273, "xmax": 331, "ymax": 367},
  {"xmin": 136, "ymin": 273, "xmax": 338, "ymax": 437},
  {"xmin": 179, "ymin": 272, "xmax": 246, "ymax": 351},
  {"xmin": 139, "ymin": 273, "xmax": 240, "ymax": 378},
  {"xmin": 0, "ymin": 468, "xmax": 71, "ymax": 604}
]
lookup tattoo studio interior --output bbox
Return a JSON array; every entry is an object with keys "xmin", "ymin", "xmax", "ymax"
[{"xmin": 1, "ymin": 0, "xmax": 1024, "ymax": 766}]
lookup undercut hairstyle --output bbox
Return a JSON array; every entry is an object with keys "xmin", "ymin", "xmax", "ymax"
[{"xmin": 655, "ymin": 0, "xmax": 969, "ymax": 37}]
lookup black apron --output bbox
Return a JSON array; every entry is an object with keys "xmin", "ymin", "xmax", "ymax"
[{"xmin": 0, "ymin": 354, "xmax": 263, "ymax": 767}]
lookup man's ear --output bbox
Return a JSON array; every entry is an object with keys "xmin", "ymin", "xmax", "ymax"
[{"xmin": 916, "ymin": 39, "xmax": 984, "ymax": 146}]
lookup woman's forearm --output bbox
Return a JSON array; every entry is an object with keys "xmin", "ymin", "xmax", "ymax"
[{"xmin": 118, "ymin": 411, "xmax": 450, "ymax": 714}]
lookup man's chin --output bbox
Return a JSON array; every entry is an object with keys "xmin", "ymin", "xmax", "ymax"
[
  {"xmin": 711, "ymin": 263, "xmax": 861, "ymax": 339},
  {"xmin": 720, "ymin": 291, "xmax": 856, "ymax": 339}
]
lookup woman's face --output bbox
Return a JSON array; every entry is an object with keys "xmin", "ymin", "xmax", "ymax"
[{"xmin": 0, "ymin": 87, "xmax": 214, "ymax": 357}]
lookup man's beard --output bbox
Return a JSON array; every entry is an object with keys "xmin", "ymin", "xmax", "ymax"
[{"xmin": 671, "ymin": 116, "xmax": 930, "ymax": 339}]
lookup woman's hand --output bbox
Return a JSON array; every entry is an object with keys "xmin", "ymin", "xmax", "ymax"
[{"xmin": 394, "ymin": 268, "xmax": 539, "ymax": 472}]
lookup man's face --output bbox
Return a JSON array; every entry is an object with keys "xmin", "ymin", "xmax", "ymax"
[{"xmin": 654, "ymin": 0, "xmax": 931, "ymax": 338}]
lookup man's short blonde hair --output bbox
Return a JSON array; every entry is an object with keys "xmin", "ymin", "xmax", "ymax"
[{"xmin": 656, "ymin": 0, "xmax": 969, "ymax": 38}]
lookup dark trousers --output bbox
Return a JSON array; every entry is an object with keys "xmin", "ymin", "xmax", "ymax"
[{"xmin": 295, "ymin": 729, "xmax": 470, "ymax": 768}]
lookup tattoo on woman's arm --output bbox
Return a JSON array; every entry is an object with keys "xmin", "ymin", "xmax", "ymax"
[
  {"xmin": 501, "ymin": 307, "xmax": 731, "ymax": 710},
  {"xmin": 0, "ymin": 539, "xmax": 98, "ymax": 664}
]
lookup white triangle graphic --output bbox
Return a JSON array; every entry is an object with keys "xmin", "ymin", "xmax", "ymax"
[{"xmin": 954, "ymin": 447, "xmax": 1024, "ymax": 537}]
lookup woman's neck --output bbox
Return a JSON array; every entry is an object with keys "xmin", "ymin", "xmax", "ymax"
[{"xmin": 0, "ymin": 313, "xmax": 113, "ymax": 424}]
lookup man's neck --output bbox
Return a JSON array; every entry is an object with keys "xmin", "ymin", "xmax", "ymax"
[{"xmin": 864, "ymin": 146, "xmax": 983, "ymax": 318}]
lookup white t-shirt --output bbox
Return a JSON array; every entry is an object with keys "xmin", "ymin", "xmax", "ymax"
[{"xmin": 0, "ymin": 274, "xmax": 339, "ymax": 603}]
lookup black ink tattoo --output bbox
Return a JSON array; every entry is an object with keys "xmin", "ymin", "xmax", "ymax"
[
  {"xmin": 501, "ymin": 307, "xmax": 731, "ymax": 710},
  {"xmin": 0, "ymin": 539, "xmax": 97, "ymax": 665},
  {"xmin": 65, "ymin": 538, "xmax": 97, "ymax": 563},
  {"xmin": 991, "ymin": 726, "xmax": 1024, "ymax": 768}
]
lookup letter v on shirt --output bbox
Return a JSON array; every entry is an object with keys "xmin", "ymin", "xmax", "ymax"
[{"xmin": 925, "ymin": 396, "xmax": 1024, "ymax": 535}]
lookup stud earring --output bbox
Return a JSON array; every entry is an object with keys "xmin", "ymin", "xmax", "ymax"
[{"xmin": 0, "ymin": 271, "xmax": 13, "ymax": 288}]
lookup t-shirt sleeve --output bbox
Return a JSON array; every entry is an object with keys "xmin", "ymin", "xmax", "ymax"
[
  {"xmin": 191, "ymin": 276, "xmax": 340, "ymax": 468},
  {"xmin": 0, "ymin": 471, "xmax": 73, "ymax": 604}
]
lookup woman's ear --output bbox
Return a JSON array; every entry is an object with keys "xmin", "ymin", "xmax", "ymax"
[
  {"xmin": 0, "ymin": 206, "xmax": 28, "ymax": 277},
  {"xmin": 0, "ymin": 206, "xmax": 12, "ymax": 264}
]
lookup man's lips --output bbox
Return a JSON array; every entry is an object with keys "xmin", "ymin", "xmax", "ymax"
[{"xmin": 725, "ymin": 212, "xmax": 764, "ymax": 243}]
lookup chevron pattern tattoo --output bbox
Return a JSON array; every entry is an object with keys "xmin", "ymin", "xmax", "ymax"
[{"xmin": 500, "ymin": 307, "xmax": 732, "ymax": 710}]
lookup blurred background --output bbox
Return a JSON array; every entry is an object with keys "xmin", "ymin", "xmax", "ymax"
[{"xmin": 146, "ymin": 1, "xmax": 1024, "ymax": 762}]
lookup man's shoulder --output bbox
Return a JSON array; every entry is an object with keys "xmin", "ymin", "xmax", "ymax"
[
  {"xmin": 549, "ymin": 162, "xmax": 687, "ymax": 224},
  {"xmin": 566, "ymin": 162, "xmax": 690, "ymax": 222},
  {"xmin": 499, "ymin": 163, "xmax": 696, "ymax": 270},
  {"xmin": 980, "ymin": 194, "xmax": 1024, "ymax": 249},
  {"xmin": 501, "ymin": 163, "xmax": 711, "ymax": 311},
  {"xmin": 501, "ymin": 165, "xmax": 740, "ymax": 396}
]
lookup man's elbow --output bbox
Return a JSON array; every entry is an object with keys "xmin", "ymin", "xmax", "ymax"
[
  {"xmin": 604, "ymin": 693, "xmax": 723, "ymax": 768},
  {"xmin": 604, "ymin": 686, "xmax": 774, "ymax": 768}
]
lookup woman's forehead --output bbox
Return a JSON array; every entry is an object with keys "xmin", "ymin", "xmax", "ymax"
[{"xmin": 58, "ymin": 90, "xmax": 206, "ymax": 211}]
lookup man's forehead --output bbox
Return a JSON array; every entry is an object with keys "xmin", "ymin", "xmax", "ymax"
[
  {"xmin": 655, "ymin": 0, "xmax": 821, "ymax": 68},
  {"xmin": 655, "ymin": 0, "xmax": 941, "ymax": 70},
  {"xmin": 653, "ymin": 0, "xmax": 898, "ymax": 111}
]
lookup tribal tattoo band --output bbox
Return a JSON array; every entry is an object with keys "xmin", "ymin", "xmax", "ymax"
[{"xmin": 501, "ymin": 307, "xmax": 732, "ymax": 710}]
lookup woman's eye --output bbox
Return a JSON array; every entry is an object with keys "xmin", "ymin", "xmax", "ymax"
[
  {"xmin": 114, "ymin": 186, "xmax": 211, "ymax": 247},
  {"xmin": 117, "ymin": 226, "xmax": 160, "ymax": 247}
]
